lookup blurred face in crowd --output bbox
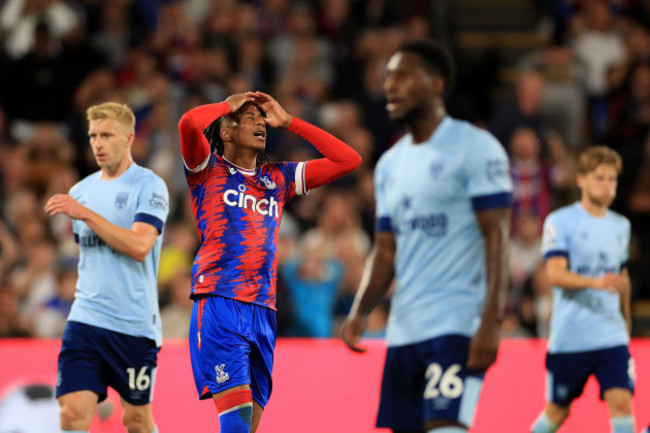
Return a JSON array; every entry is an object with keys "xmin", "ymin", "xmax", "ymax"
[
  {"xmin": 383, "ymin": 52, "xmax": 441, "ymax": 124},
  {"xmin": 88, "ymin": 118, "xmax": 133, "ymax": 172},
  {"xmin": 510, "ymin": 128, "xmax": 540, "ymax": 162},
  {"xmin": 578, "ymin": 164, "xmax": 618, "ymax": 208}
]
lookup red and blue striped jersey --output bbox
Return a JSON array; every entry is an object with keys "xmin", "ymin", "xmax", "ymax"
[{"xmin": 185, "ymin": 154, "xmax": 307, "ymax": 309}]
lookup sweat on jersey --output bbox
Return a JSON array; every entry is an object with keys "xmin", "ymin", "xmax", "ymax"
[
  {"xmin": 68, "ymin": 163, "xmax": 169, "ymax": 347},
  {"xmin": 541, "ymin": 202, "xmax": 630, "ymax": 353},
  {"xmin": 374, "ymin": 116, "xmax": 512, "ymax": 347}
]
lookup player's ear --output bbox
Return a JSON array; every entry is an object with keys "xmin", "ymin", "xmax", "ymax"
[
  {"xmin": 432, "ymin": 76, "xmax": 444, "ymax": 96},
  {"xmin": 220, "ymin": 127, "xmax": 232, "ymax": 143}
]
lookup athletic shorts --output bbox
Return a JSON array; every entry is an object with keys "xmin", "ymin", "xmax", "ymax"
[
  {"xmin": 56, "ymin": 321, "xmax": 159, "ymax": 405},
  {"xmin": 376, "ymin": 334, "xmax": 485, "ymax": 430},
  {"xmin": 546, "ymin": 345, "xmax": 634, "ymax": 406},
  {"xmin": 189, "ymin": 295, "xmax": 277, "ymax": 408}
]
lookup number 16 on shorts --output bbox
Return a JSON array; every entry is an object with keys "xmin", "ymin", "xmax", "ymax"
[{"xmin": 125, "ymin": 365, "xmax": 156, "ymax": 402}]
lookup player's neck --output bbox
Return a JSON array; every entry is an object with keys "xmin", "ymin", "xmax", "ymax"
[
  {"xmin": 408, "ymin": 104, "xmax": 446, "ymax": 144},
  {"xmin": 100, "ymin": 156, "xmax": 133, "ymax": 181},
  {"xmin": 579, "ymin": 198, "xmax": 608, "ymax": 218},
  {"xmin": 223, "ymin": 148, "xmax": 257, "ymax": 170}
]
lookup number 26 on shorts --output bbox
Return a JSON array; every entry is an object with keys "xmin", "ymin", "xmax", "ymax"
[{"xmin": 424, "ymin": 363, "xmax": 464, "ymax": 399}]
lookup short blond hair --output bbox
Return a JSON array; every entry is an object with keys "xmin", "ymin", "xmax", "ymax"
[
  {"xmin": 86, "ymin": 102, "xmax": 135, "ymax": 134},
  {"xmin": 577, "ymin": 145, "xmax": 622, "ymax": 174}
]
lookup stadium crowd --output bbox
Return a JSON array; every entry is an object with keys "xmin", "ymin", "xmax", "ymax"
[{"xmin": 1, "ymin": 0, "xmax": 649, "ymax": 340}]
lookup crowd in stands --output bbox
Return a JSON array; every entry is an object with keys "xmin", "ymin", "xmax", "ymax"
[{"xmin": 1, "ymin": 0, "xmax": 649, "ymax": 340}]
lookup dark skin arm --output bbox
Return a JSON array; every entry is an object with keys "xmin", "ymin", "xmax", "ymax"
[
  {"xmin": 341, "ymin": 231, "xmax": 396, "ymax": 353},
  {"xmin": 467, "ymin": 207, "xmax": 510, "ymax": 372}
]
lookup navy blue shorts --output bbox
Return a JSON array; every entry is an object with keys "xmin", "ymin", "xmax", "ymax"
[
  {"xmin": 56, "ymin": 321, "xmax": 159, "ymax": 405},
  {"xmin": 189, "ymin": 296, "xmax": 276, "ymax": 407},
  {"xmin": 377, "ymin": 334, "xmax": 485, "ymax": 430},
  {"xmin": 546, "ymin": 345, "xmax": 634, "ymax": 406}
]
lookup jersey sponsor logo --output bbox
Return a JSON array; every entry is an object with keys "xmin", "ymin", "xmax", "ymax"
[
  {"xmin": 430, "ymin": 161, "xmax": 444, "ymax": 179},
  {"xmin": 149, "ymin": 192, "xmax": 168, "ymax": 210},
  {"xmin": 115, "ymin": 192, "xmax": 129, "ymax": 209},
  {"xmin": 397, "ymin": 213, "xmax": 448, "ymax": 237},
  {"xmin": 486, "ymin": 159, "xmax": 509, "ymax": 182},
  {"xmin": 78, "ymin": 235, "xmax": 107, "ymax": 247},
  {"xmin": 223, "ymin": 184, "xmax": 280, "ymax": 218},
  {"xmin": 215, "ymin": 364, "xmax": 230, "ymax": 384}
]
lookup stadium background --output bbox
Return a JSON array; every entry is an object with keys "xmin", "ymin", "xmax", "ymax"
[{"xmin": 0, "ymin": 0, "xmax": 649, "ymax": 431}]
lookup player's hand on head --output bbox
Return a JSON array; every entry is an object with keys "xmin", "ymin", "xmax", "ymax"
[
  {"xmin": 596, "ymin": 273, "xmax": 628, "ymax": 294},
  {"xmin": 225, "ymin": 93, "xmax": 255, "ymax": 113},
  {"xmin": 44, "ymin": 194, "xmax": 87, "ymax": 220},
  {"xmin": 341, "ymin": 314, "xmax": 368, "ymax": 353},
  {"xmin": 245, "ymin": 91, "xmax": 293, "ymax": 129},
  {"xmin": 467, "ymin": 322, "xmax": 500, "ymax": 372}
]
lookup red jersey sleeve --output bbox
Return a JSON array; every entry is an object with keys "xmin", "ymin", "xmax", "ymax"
[
  {"xmin": 178, "ymin": 102, "xmax": 231, "ymax": 171},
  {"xmin": 287, "ymin": 117, "xmax": 362, "ymax": 191}
]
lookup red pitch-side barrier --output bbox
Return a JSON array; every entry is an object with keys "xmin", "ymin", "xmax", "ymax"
[{"xmin": 0, "ymin": 338, "xmax": 648, "ymax": 432}]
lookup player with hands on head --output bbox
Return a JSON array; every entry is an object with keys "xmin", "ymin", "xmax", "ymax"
[
  {"xmin": 531, "ymin": 146, "xmax": 635, "ymax": 433},
  {"xmin": 341, "ymin": 38, "xmax": 512, "ymax": 433},
  {"xmin": 44, "ymin": 102, "xmax": 169, "ymax": 433},
  {"xmin": 178, "ymin": 91, "xmax": 361, "ymax": 433}
]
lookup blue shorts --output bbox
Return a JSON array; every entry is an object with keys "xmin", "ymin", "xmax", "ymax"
[
  {"xmin": 377, "ymin": 334, "xmax": 485, "ymax": 430},
  {"xmin": 546, "ymin": 345, "xmax": 634, "ymax": 406},
  {"xmin": 56, "ymin": 321, "xmax": 159, "ymax": 405},
  {"xmin": 189, "ymin": 296, "xmax": 276, "ymax": 407}
]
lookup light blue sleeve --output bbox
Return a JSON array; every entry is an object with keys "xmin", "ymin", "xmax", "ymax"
[
  {"xmin": 464, "ymin": 130, "xmax": 512, "ymax": 211},
  {"xmin": 541, "ymin": 212, "xmax": 569, "ymax": 260},
  {"xmin": 621, "ymin": 218, "xmax": 631, "ymax": 268},
  {"xmin": 134, "ymin": 175, "xmax": 169, "ymax": 233},
  {"xmin": 374, "ymin": 157, "xmax": 392, "ymax": 232}
]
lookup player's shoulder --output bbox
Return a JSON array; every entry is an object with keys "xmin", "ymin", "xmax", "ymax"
[
  {"xmin": 376, "ymin": 135, "xmax": 408, "ymax": 171},
  {"xmin": 131, "ymin": 164, "xmax": 168, "ymax": 189},
  {"xmin": 545, "ymin": 203, "xmax": 581, "ymax": 230},
  {"xmin": 69, "ymin": 171, "xmax": 101, "ymax": 195},
  {"xmin": 606, "ymin": 208, "xmax": 631, "ymax": 230},
  {"xmin": 452, "ymin": 118, "xmax": 505, "ymax": 154}
]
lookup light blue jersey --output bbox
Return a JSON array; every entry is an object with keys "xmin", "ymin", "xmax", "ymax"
[
  {"xmin": 541, "ymin": 202, "xmax": 630, "ymax": 353},
  {"xmin": 375, "ymin": 117, "xmax": 511, "ymax": 347},
  {"xmin": 68, "ymin": 163, "xmax": 169, "ymax": 347}
]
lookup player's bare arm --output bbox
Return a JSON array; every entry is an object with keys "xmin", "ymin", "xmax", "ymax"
[
  {"xmin": 44, "ymin": 194, "xmax": 158, "ymax": 262},
  {"xmin": 468, "ymin": 207, "xmax": 510, "ymax": 372},
  {"xmin": 545, "ymin": 256, "xmax": 628, "ymax": 293},
  {"xmin": 178, "ymin": 93, "xmax": 255, "ymax": 171},
  {"xmin": 342, "ymin": 231, "xmax": 396, "ymax": 353}
]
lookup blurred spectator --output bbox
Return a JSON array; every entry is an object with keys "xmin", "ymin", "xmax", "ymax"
[
  {"xmin": 509, "ymin": 128, "xmax": 552, "ymax": 226},
  {"xmin": 491, "ymin": 70, "xmax": 548, "ymax": 150},
  {"xmin": 608, "ymin": 61, "xmax": 650, "ymax": 145},
  {"xmin": 520, "ymin": 45, "xmax": 587, "ymax": 150},
  {"xmin": 161, "ymin": 269, "xmax": 193, "ymax": 339},
  {"xmin": 32, "ymin": 265, "xmax": 76, "ymax": 338},
  {"xmin": 0, "ymin": 0, "xmax": 78, "ymax": 59},
  {"xmin": 281, "ymin": 238, "xmax": 343, "ymax": 337},
  {"xmin": 570, "ymin": 0, "xmax": 625, "ymax": 140},
  {"xmin": 0, "ymin": 281, "xmax": 33, "ymax": 338},
  {"xmin": 158, "ymin": 220, "xmax": 198, "ymax": 304},
  {"xmin": 509, "ymin": 214, "xmax": 543, "ymax": 298}
]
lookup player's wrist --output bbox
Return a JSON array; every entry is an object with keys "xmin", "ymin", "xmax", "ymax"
[{"xmin": 281, "ymin": 115, "xmax": 294, "ymax": 129}]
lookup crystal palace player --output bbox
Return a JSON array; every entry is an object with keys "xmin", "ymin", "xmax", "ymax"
[
  {"xmin": 178, "ymin": 92, "xmax": 361, "ymax": 433},
  {"xmin": 342, "ymin": 39, "xmax": 512, "ymax": 433}
]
